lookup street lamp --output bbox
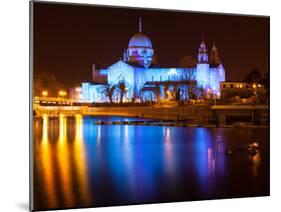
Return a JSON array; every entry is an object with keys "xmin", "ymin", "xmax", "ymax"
[
  {"xmin": 75, "ymin": 87, "xmax": 81, "ymax": 92},
  {"xmin": 58, "ymin": 90, "xmax": 67, "ymax": 97},
  {"xmin": 42, "ymin": 90, "xmax": 48, "ymax": 97}
]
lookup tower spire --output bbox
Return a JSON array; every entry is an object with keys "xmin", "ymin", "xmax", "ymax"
[
  {"xmin": 139, "ymin": 17, "xmax": 142, "ymax": 32},
  {"xmin": 210, "ymin": 41, "xmax": 220, "ymax": 66},
  {"xmin": 198, "ymin": 38, "xmax": 208, "ymax": 63},
  {"xmin": 201, "ymin": 36, "xmax": 205, "ymax": 44},
  {"xmin": 212, "ymin": 41, "xmax": 217, "ymax": 50}
]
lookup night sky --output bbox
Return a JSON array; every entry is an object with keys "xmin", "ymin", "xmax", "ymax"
[{"xmin": 33, "ymin": 2, "xmax": 269, "ymax": 89}]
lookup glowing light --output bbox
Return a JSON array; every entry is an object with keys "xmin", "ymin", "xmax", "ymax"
[
  {"xmin": 251, "ymin": 153, "xmax": 261, "ymax": 177},
  {"xmin": 42, "ymin": 90, "xmax": 48, "ymax": 97},
  {"xmin": 168, "ymin": 68, "xmax": 178, "ymax": 75},
  {"xmin": 97, "ymin": 125, "xmax": 101, "ymax": 144},
  {"xmin": 57, "ymin": 114, "xmax": 74, "ymax": 207},
  {"xmin": 253, "ymin": 84, "xmax": 257, "ymax": 89},
  {"xmin": 58, "ymin": 90, "xmax": 67, "ymax": 97},
  {"xmin": 40, "ymin": 114, "xmax": 57, "ymax": 207},
  {"xmin": 207, "ymin": 148, "xmax": 215, "ymax": 174},
  {"xmin": 75, "ymin": 87, "xmax": 82, "ymax": 92},
  {"xmin": 73, "ymin": 114, "xmax": 91, "ymax": 204},
  {"xmin": 42, "ymin": 114, "xmax": 48, "ymax": 144},
  {"xmin": 163, "ymin": 127, "xmax": 176, "ymax": 180},
  {"xmin": 165, "ymin": 127, "xmax": 171, "ymax": 143}
]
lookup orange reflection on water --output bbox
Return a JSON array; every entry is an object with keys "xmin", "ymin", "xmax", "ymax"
[
  {"xmin": 73, "ymin": 114, "xmax": 92, "ymax": 205},
  {"xmin": 42, "ymin": 114, "xmax": 49, "ymax": 144},
  {"xmin": 57, "ymin": 114, "xmax": 74, "ymax": 207},
  {"xmin": 251, "ymin": 153, "xmax": 261, "ymax": 177},
  {"xmin": 40, "ymin": 114, "xmax": 57, "ymax": 208}
]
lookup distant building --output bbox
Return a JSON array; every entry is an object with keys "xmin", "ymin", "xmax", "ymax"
[
  {"xmin": 220, "ymin": 81, "xmax": 265, "ymax": 100},
  {"xmin": 82, "ymin": 18, "xmax": 226, "ymax": 102}
]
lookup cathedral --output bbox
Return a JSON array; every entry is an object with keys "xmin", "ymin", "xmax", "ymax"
[{"xmin": 82, "ymin": 18, "xmax": 225, "ymax": 103}]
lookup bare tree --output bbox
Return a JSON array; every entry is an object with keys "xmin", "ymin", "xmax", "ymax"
[
  {"xmin": 117, "ymin": 80, "xmax": 127, "ymax": 103},
  {"xmin": 33, "ymin": 72, "xmax": 64, "ymax": 96},
  {"xmin": 243, "ymin": 68, "xmax": 262, "ymax": 83},
  {"xmin": 154, "ymin": 84, "xmax": 161, "ymax": 102},
  {"xmin": 183, "ymin": 69, "xmax": 196, "ymax": 80},
  {"xmin": 198, "ymin": 85, "xmax": 205, "ymax": 98},
  {"xmin": 103, "ymin": 84, "xmax": 116, "ymax": 103}
]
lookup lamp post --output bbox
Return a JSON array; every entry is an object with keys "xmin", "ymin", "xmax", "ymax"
[
  {"xmin": 75, "ymin": 87, "xmax": 82, "ymax": 101},
  {"xmin": 58, "ymin": 90, "xmax": 67, "ymax": 102},
  {"xmin": 41, "ymin": 90, "xmax": 48, "ymax": 98}
]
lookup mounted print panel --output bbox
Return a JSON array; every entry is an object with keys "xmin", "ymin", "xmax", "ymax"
[{"xmin": 30, "ymin": 1, "xmax": 269, "ymax": 211}]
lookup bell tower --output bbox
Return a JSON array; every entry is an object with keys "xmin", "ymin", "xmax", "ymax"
[
  {"xmin": 196, "ymin": 39, "xmax": 210, "ymax": 89},
  {"xmin": 198, "ymin": 39, "xmax": 208, "ymax": 63},
  {"xmin": 210, "ymin": 42, "xmax": 220, "ymax": 67}
]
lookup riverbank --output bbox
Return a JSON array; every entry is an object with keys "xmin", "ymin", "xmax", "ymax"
[
  {"xmin": 34, "ymin": 104, "xmax": 268, "ymax": 126},
  {"xmin": 92, "ymin": 119, "xmax": 268, "ymax": 129}
]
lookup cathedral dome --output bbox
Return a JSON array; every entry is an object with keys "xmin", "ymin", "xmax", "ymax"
[
  {"xmin": 125, "ymin": 18, "xmax": 154, "ymax": 68},
  {"xmin": 128, "ymin": 32, "xmax": 152, "ymax": 48}
]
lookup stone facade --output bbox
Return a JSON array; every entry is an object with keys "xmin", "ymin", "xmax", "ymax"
[{"xmin": 82, "ymin": 19, "xmax": 225, "ymax": 103}]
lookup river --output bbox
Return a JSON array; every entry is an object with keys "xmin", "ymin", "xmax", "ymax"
[{"xmin": 32, "ymin": 115, "xmax": 269, "ymax": 210}]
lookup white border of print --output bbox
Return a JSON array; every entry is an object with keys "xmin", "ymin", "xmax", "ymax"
[{"xmin": 0, "ymin": 0, "xmax": 279, "ymax": 212}]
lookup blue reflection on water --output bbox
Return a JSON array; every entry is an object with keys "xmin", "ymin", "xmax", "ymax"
[
  {"xmin": 34, "ymin": 115, "xmax": 268, "ymax": 210},
  {"xmin": 80, "ymin": 116, "xmax": 229, "ymax": 202},
  {"xmin": 194, "ymin": 128, "xmax": 213, "ymax": 194}
]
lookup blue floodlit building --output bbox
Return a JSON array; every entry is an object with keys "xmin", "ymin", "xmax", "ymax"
[{"xmin": 82, "ymin": 18, "xmax": 225, "ymax": 102}]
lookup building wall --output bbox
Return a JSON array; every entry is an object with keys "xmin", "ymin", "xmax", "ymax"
[
  {"xmin": 218, "ymin": 64, "xmax": 226, "ymax": 85},
  {"xmin": 82, "ymin": 83, "xmax": 90, "ymax": 101},
  {"xmin": 196, "ymin": 63, "xmax": 210, "ymax": 89},
  {"xmin": 82, "ymin": 60, "xmax": 225, "ymax": 102},
  {"xmin": 107, "ymin": 60, "xmax": 135, "ymax": 99},
  {"xmin": 82, "ymin": 83, "xmax": 107, "ymax": 102},
  {"xmin": 135, "ymin": 67, "xmax": 192, "ymax": 99}
]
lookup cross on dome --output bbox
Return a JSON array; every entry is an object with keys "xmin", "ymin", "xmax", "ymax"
[{"xmin": 139, "ymin": 17, "xmax": 142, "ymax": 32}]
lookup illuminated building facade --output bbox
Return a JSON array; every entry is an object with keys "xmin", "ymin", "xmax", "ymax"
[
  {"xmin": 220, "ymin": 81, "xmax": 265, "ymax": 100},
  {"xmin": 82, "ymin": 18, "xmax": 225, "ymax": 102}
]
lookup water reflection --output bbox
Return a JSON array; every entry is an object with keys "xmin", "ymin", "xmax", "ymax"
[
  {"xmin": 163, "ymin": 127, "xmax": 176, "ymax": 181},
  {"xmin": 194, "ymin": 128, "xmax": 212, "ymax": 193},
  {"xmin": 97, "ymin": 125, "xmax": 101, "ymax": 145},
  {"xmin": 250, "ymin": 153, "xmax": 261, "ymax": 177},
  {"xmin": 40, "ymin": 114, "xmax": 57, "ymax": 208},
  {"xmin": 33, "ymin": 115, "xmax": 269, "ymax": 211},
  {"xmin": 194, "ymin": 128, "xmax": 227, "ymax": 195},
  {"xmin": 57, "ymin": 114, "xmax": 74, "ymax": 207},
  {"xmin": 73, "ymin": 114, "xmax": 91, "ymax": 205}
]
